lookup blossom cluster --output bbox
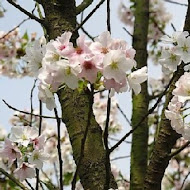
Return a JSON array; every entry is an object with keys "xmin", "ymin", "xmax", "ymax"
[
  {"xmin": 23, "ymin": 31, "xmax": 148, "ymax": 110},
  {"xmin": 0, "ymin": 125, "xmax": 49, "ymax": 181},
  {"xmin": 165, "ymin": 72, "xmax": 190, "ymax": 140},
  {"xmin": 0, "ymin": 110, "xmax": 75, "ymax": 182},
  {"xmin": 159, "ymin": 31, "xmax": 190, "ymax": 74},
  {"xmin": 0, "ymin": 29, "xmax": 35, "ymax": 78}
]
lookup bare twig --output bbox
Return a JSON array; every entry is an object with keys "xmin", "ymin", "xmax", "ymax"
[
  {"xmin": 123, "ymin": 27, "xmax": 133, "ymax": 37},
  {"xmin": 104, "ymin": 2, "xmax": 111, "ymax": 188},
  {"xmin": 169, "ymin": 141, "xmax": 190, "ymax": 158},
  {"xmin": 180, "ymin": 171, "xmax": 190, "ymax": 190},
  {"xmin": 71, "ymin": 85, "xmax": 94, "ymax": 190},
  {"xmin": 116, "ymin": 103, "xmax": 131, "ymax": 125},
  {"xmin": 0, "ymin": 168, "xmax": 28, "ymax": 190},
  {"xmin": 25, "ymin": 179, "xmax": 35, "ymax": 190},
  {"xmin": 53, "ymin": 163, "xmax": 59, "ymax": 187},
  {"xmin": 36, "ymin": 100, "xmax": 43, "ymax": 190},
  {"xmin": 76, "ymin": 0, "xmax": 93, "ymax": 15},
  {"xmin": 0, "ymin": 18, "xmax": 29, "ymax": 40},
  {"xmin": 6, "ymin": 0, "xmax": 44, "ymax": 25},
  {"xmin": 2, "ymin": 99, "xmax": 61, "ymax": 119},
  {"xmin": 104, "ymin": 91, "xmax": 111, "ymax": 190},
  {"xmin": 171, "ymin": 23, "xmax": 177, "ymax": 31},
  {"xmin": 80, "ymin": 26, "xmax": 94, "ymax": 40},
  {"xmin": 54, "ymin": 108, "xmax": 63, "ymax": 190},
  {"xmin": 111, "ymin": 155, "xmax": 130, "ymax": 161},
  {"xmin": 109, "ymin": 137, "xmax": 131, "ymax": 144},
  {"xmin": 30, "ymin": 79, "xmax": 37, "ymax": 127},
  {"xmin": 107, "ymin": 0, "xmax": 111, "ymax": 33},
  {"xmin": 38, "ymin": 101, "xmax": 43, "ymax": 135},
  {"xmin": 74, "ymin": 0, "xmax": 106, "ymax": 32},
  {"xmin": 164, "ymin": 0, "xmax": 188, "ymax": 6}
]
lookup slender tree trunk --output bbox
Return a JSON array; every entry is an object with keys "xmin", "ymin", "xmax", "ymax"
[
  {"xmin": 130, "ymin": 1, "xmax": 149, "ymax": 190},
  {"xmin": 41, "ymin": 1, "xmax": 117, "ymax": 189},
  {"xmin": 144, "ymin": 1, "xmax": 190, "ymax": 189}
]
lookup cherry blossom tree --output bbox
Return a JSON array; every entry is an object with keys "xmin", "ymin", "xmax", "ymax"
[{"xmin": 0, "ymin": 0, "xmax": 190, "ymax": 190}]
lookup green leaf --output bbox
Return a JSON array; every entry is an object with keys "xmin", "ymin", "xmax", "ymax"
[
  {"xmin": 63, "ymin": 172, "xmax": 73, "ymax": 185},
  {"xmin": 22, "ymin": 31, "xmax": 29, "ymax": 41}
]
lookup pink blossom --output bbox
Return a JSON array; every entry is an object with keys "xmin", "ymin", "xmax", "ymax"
[
  {"xmin": 0, "ymin": 138, "xmax": 21, "ymax": 166},
  {"xmin": 71, "ymin": 35, "xmax": 91, "ymax": 58},
  {"xmin": 32, "ymin": 135, "xmax": 46, "ymax": 150},
  {"xmin": 52, "ymin": 31, "xmax": 74, "ymax": 57},
  {"xmin": 103, "ymin": 50, "xmax": 134, "ymax": 83},
  {"xmin": 78, "ymin": 55, "xmax": 102, "ymax": 83},
  {"xmin": 14, "ymin": 162, "xmax": 35, "ymax": 181},
  {"xmin": 173, "ymin": 72, "xmax": 190, "ymax": 102},
  {"xmin": 90, "ymin": 31, "xmax": 113, "ymax": 56}
]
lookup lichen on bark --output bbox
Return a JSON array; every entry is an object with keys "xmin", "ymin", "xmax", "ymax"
[{"xmin": 130, "ymin": 0, "xmax": 149, "ymax": 190}]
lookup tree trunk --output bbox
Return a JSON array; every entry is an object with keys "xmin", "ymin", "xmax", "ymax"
[
  {"xmin": 144, "ymin": 1, "xmax": 190, "ymax": 189},
  {"xmin": 41, "ymin": 0, "xmax": 117, "ymax": 189},
  {"xmin": 130, "ymin": 0, "xmax": 149, "ymax": 190}
]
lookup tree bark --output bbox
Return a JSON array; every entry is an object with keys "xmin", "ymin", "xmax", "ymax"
[
  {"xmin": 144, "ymin": 1, "xmax": 190, "ymax": 189},
  {"xmin": 130, "ymin": 1, "xmax": 149, "ymax": 190},
  {"xmin": 41, "ymin": 0, "xmax": 117, "ymax": 189}
]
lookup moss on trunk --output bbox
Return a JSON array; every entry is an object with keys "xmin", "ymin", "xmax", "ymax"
[{"xmin": 130, "ymin": 1, "xmax": 149, "ymax": 190}]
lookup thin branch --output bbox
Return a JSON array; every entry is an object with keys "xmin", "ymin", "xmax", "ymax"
[
  {"xmin": 0, "ymin": 168, "xmax": 28, "ymax": 190},
  {"xmin": 109, "ymin": 70, "xmax": 178, "ymax": 153},
  {"xmin": 6, "ymin": 0, "xmax": 44, "ymax": 25},
  {"xmin": 94, "ymin": 88, "xmax": 106, "ymax": 94},
  {"xmin": 25, "ymin": 179, "xmax": 35, "ymax": 190},
  {"xmin": 2, "ymin": 99, "xmax": 61, "ymax": 119},
  {"xmin": 80, "ymin": 25, "xmax": 94, "ymax": 40},
  {"xmin": 123, "ymin": 27, "xmax": 133, "ymax": 37},
  {"xmin": 80, "ymin": 11, "xmax": 84, "ymax": 23},
  {"xmin": 74, "ymin": 0, "xmax": 106, "ymax": 32},
  {"xmin": 30, "ymin": 79, "xmax": 37, "ymax": 127},
  {"xmin": 107, "ymin": 0, "xmax": 111, "ymax": 33},
  {"xmin": 116, "ymin": 103, "xmax": 131, "ymax": 125},
  {"xmin": 39, "ymin": 101, "xmax": 43, "ymax": 135},
  {"xmin": 36, "ymin": 100, "xmax": 43, "ymax": 190},
  {"xmin": 171, "ymin": 23, "xmax": 177, "ymax": 32},
  {"xmin": 169, "ymin": 141, "xmax": 190, "ymax": 158},
  {"xmin": 76, "ymin": 0, "xmax": 93, "ymax": 15},
  {"xmin": 76, "ymin": 21, "xmax": 94, "ymax": 40},
  {"xmin": 0, "ymin": 18, "xmax": 29, "ymax": 40},
  {"xmin": 53, "ymin": 163, "xmax": 59, "ymax": 187},
  {"xmin": 40, "ymin": 181, "xmax": 45, "ymax": 190},
  {"xmin": 111, "ymin": 155, "xmax": 130, "ymax": 161},
  {"xmin": 104, "ymin": 92, "xmax": 111, "ymax": 190},
  {"xmin": 180, "ymin": 171, "xmax": 190, "ymax": 190},
  {"xmin": 109, "ymin": 137, "xmax": 131, "ymax": 144},
  {"xmin": 54, "ymin": 108, "xmax": 63, "ymax": 190},
  {"xmin": 164, "ymin": 0, "xmax": 188, "ymax": 6},
  {"xmin": 71, "ymin": 85, "xmax": 94, "ymax": 190},
  {"xmin": 104, "ymin": 2, "xmax": 111, "ymax": 188}
]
